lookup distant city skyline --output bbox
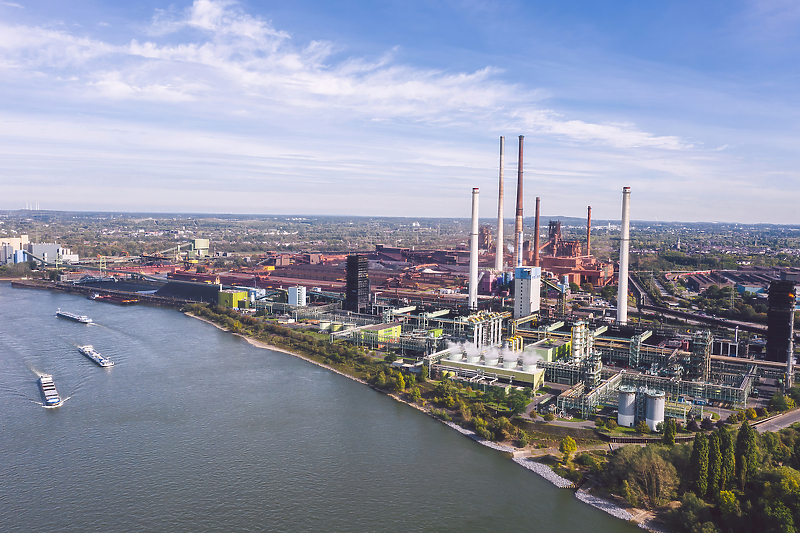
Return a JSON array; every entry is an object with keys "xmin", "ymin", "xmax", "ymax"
[{"xmin": 1, "ymin": 1, "xmax": 798, "ymax": 223}]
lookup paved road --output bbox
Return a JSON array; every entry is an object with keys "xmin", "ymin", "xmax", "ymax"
[{"xmin": 754, "ymin": 409, "xmax": 800, "ymax": 433}]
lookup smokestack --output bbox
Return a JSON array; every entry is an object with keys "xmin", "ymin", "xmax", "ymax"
[
  {"xmin": 517, "ymin": 231, "xmax": 524, "ymax": 267},
  {"xmin": 469, "ymin": 187, "xmax": 480, "ymax": 311},
  {"xmin": 586, "ymin": 206, "xmax": 592, "ymax": 257},
  {"xmin": 533, "ymin": 196, "xmax": 541, "ymax": 267},
  {"xmin": 495, "ymin": 137, "xmax": 505, "ymax": 272},
  {"xmin": 617, "ymin": 187, "xmax": 631, "ymax": 325},
  {"xmin": 514, "ymin": 135, "xmax": 524, "ymax": 266}
]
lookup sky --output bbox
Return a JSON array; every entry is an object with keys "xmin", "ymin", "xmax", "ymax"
[{"xmin": 0, "ymin": 0, "xmax": 799, "ymax": 223}]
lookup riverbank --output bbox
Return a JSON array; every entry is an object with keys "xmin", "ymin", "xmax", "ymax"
[{"xmin": 184, "ymin": 310, "xmax": 661, "ymax": 531}]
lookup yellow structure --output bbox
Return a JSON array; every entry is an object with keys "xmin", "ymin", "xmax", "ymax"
[
  {"xmin": 360, "ymin": 322, "xmax": 402, "ymax": 342},
  {"xmin": 218, "ymin": 289, "xmax": 248, "ymax": 309}
]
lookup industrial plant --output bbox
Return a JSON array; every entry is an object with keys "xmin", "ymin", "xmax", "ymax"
[{"xmin": 9, "ymin": 135, "xmax": 797, "ymax": 431}]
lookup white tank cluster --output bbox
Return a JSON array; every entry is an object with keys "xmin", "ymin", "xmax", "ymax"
[
  {"xmin": 645, "ymin": 390, "xmax": 666, "ymax": 431},
  {"xmin": 617, "ymin": 386, "xmax": 637, "ymax": 427},
  {"xmin": 617, "ymin": 386, "xmax": 666, "ymax": 431}
]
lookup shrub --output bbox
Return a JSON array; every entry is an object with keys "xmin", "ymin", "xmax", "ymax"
[{"xmin": 543, "ymin": 413, "xmax": 555, "ymax": 422}]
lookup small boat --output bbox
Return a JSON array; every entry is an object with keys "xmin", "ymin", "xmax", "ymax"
[
  {"xmin": 78, "ymin": 345, "xmax": 114, "ymax": 367},
  {"xmin": 39, "ymin": 374, "xmax": 62, "ymax": 407},
  {"xmin": 56, "ymin": 309, "xmax": 93, "ymax": 324}
]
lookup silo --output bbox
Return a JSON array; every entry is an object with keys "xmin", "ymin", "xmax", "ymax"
[
  {"xmin": 617, "ymin": 386, "xmax": 637, "ymax": 427},
  {"xmin": 645, "ymin": 390, "xmax": 666, "ymax": 431}
]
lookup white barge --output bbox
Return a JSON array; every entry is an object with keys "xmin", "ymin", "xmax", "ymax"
[
  {"xmin": 78, "ymin": 345, "xmax": 114, "ymax": 367},
  {"xmin": 56, "ymin": 309, "xmax": 93, "ymax": 324}
]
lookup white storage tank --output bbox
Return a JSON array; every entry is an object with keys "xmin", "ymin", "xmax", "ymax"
[
  {"xmin": 449, "ymin": 350, "xmax": 463, "ymax": 362},
  {"xmin": 645, "ymin": 390, "xmax": 666, "ymax": 431},
  {"xmin": 502, "ymin": 356, "xmax": 518, "ymax": 369},
  {"xmin": 618, "ymin": 386, "xmax": 637, "ymax": 427}
]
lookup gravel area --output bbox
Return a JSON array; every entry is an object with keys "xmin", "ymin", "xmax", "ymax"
[
  {"xmin": 444, "ymin": 421, "xmax": 517, "ymax": 453},
  {"xmin": 575, "ymin": 489, "xmax": 634, "ymax": 521},
  {"xmin": 511, "ymin": 457, "xmax": 574, "ymax": 488}
]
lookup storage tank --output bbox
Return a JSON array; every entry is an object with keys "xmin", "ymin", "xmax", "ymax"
[
  {"xmin": 466, "ymin": 353, "xmax": 481, "ymax": 364},
  {"xmin": 645, "ymin": 390, "xmax": 666, "ymax": 431},
  {"xmin": 318, "ymin": 320, "xmax": 331, "ymax": 332},
  {"xmin": 484, "ymin": 354, "xmax": 499, "ymax": 366},
  {"xmin": 503, "ymin": 356, "xmax": 518, "ymax": 369},
  {"xmin": 617, "ymin": 386, "xmax": 637, "ymax": 427},
  {"xmin": 449, "ymin": 350, "xmax": 463, "ymax": 362}
]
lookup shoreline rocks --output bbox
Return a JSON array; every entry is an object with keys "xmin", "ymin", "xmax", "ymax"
[
  {"xmin": 575, "ymin": 489, "xmax": 634, "ymax": 521},
  {"xmin": 511, "ymin": 457, "xmax": 575, "ymax": 488}
]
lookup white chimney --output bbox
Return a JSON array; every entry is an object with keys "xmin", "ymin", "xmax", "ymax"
[
  {"xmin": 495, "ymin": 136, "xmax": 504, "ymax": 272},
  {"xmin": 617, "ymin": 187, "xmax": 631, "ymax": 325},
  {"xmin": 469, "ymin": 187, "xmax": 480, "ymax": 310}
]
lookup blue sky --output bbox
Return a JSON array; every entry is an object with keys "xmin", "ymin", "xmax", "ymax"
[{"xmin": 1, "ymin": 0, "xmax": 798, "ymax": 223}]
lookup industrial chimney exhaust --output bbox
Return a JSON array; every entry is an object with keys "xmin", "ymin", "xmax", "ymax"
[
  {"xmin": 533, "ymin": 196, "xmax": 541, "ymax": 267},
  {"xmin": 469, "ymin": 187, "xmax": 480, "ymax": 310},
  {"xmin": 514, "ymin": 135, "xmax": 524, "ymax": 267},
  {"xmin": 495, "ymin": 137, "xmax": 504, "ymax": 272},
  {"xmin": 617, "ymin": 188, "xmax": 631, "ymax": 325},
  {"xmin": 586, "ymin": 206, "xmax": 592, "ymax": 257}
]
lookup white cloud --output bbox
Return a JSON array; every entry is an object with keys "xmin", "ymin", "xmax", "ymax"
[{"xmin": 0, "ymin": 0, "xmax": 685, "ymax": 151}]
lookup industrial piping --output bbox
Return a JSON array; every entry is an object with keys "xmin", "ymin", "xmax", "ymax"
[
  {"xmin": 617, "ymin": 187, "xmax": 631, "ymax": 324},
  {"xmin": 514, "ymin": 135, "xmax": 524, "ymax": 266},
  {"xmin": 469, "ymin": 188, "xmax": 480, "ymax": 310},
  {"xmin": 586, "ymin": 206, "xmax": 592, "ymax": 257},
  {"xmin": 533, "ymin": 196, "xmax": 541, "ymax": 267},
  {"xmin": 495, "ymin": 137, "xmax": 504, "ymax": 272}
]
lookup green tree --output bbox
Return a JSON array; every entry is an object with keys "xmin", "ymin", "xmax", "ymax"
[
  {"xmin": 543, "ymin": 413, "xmax": 555, "ymax": 422},
  {"xmin": 394, "ymin": 373, "xmax": 406, "ymax": 392},
  {"xmin": 636, "ymin": 420, "xmax": 650, "ymax": 434},
  {"xmin": 718, "ymin": 426, "xmax": 736, "ymax": 491},
  {"xmin": 769, "ymin": 392, "xmax": 789, "ymax": 412},
  {"xmin": 735, "ymin": 422, "xmax": 758, "ymax": 489},
  {"xmin": 606, "ymin": 418, "xmax": 617, "ymax": 431},
  {"xmin": 691, "ymin": 433, "xmax": 709, "ymax": 496},
  {"xmin": 662, "ymin": 418, "xmax": 677, "ymax": 446},
  {"xmin": 707, "ymin": 432, "xmax": 721, "ymax": 498},
  {"xmin": 559, "ymin": 436, "xmax": 577, "ymax": 464}
]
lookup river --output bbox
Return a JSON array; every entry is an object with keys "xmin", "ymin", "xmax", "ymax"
[{"xmin": 0, "ymin": 282, "xmax": 639, "ymax": 532}]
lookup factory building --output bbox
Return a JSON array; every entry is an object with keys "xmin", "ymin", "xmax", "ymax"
[
  {"xmin": 219, "ymin": 289, "xmax": 248, "ymax": 309},
  {"xmin": 766, "ymin": 278, "xmax": 795, "ymax": 364},
  {"xmin": 0, "ymin": 234, "xmax": 29, "ymax": 265},
  {"xmin": 345, "ymin": 255, "xmax": 370, "ymax": 313},
  {"xmin": 513, "ymin": 266, "xmax": 541, "ymax": 319},
  {"xmin": 288, "ymin": 286, "xmax": 307, "ymax": 307}
]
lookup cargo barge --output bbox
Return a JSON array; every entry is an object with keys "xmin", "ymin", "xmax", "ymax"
[
  {"xmin": 56, "ymin": 309, "xmax": 93, "ymax": 324},
  {"xmin": 78, "ymin": 345, "xmax": 114, "ymax": 367},
  {"xmin": 38, "ymin": 374, "xmax": 63, "ymax": 407},
  {"xmin": 88, "ymin": 293, "xmax": 139, "ymax": 305}
]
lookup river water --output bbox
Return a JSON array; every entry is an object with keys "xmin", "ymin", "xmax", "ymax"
[{"xmin": 0, "ymin": 282, "xmax": 638, "ymax": 532}]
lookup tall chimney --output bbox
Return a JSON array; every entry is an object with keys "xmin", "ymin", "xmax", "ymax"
[
  {"xmin": 469, "ymin": 187, "xmax": 480, "ymax": 311},
  {"xmin": 586, "ymin": 206, "xmax": 592, "ymax": 257},
  {"xmin": 617, "ymin": 187, "xmax": 631, "ymax": 325},
  {"xmin": 533, "ymin": 196, "xmax": 541, "ymax": 267},
  {"xmin": 495, "ymin": 136, "xmax": 505, "ymax": 272},
  {"xmin": 514, "ymin": 135, "xmax": 524, "ymax": 266}
]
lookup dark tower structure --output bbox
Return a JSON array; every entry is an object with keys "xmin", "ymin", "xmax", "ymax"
[
  {"xmin": 766, "ymin": 279, "xmax": 795, "ymax": 363},
  {"xmin": 345, "ymin": 255, "xmax": 370, "ymax": 313}
]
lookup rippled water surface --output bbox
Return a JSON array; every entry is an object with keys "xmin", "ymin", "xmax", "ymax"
[{"xmin": 0, "ymin": 282, "xmax": 639, "ymax": 532}]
